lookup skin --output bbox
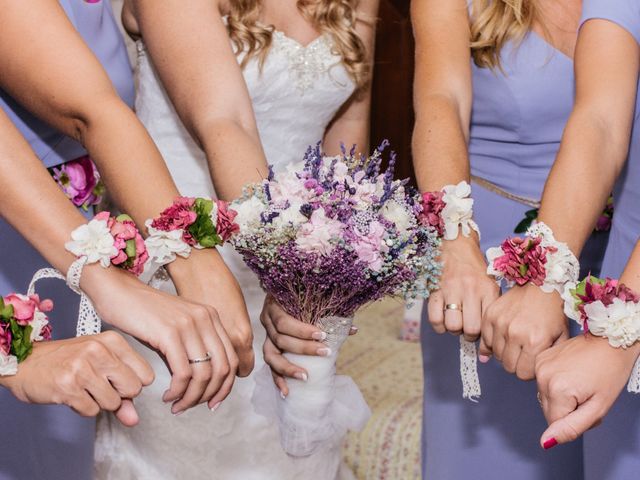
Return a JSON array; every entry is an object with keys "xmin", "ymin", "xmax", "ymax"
[
  {"xmin": 412, "ymin": 0, "xmax": 584, "ymax": 379},
  {"xmin": 479, "ymin": 10, "xmax": 639, "ymax": 380},
  {"xmin": 529, "ymin": 19, "xmax": 640, "ymax": 447},
  {"xmin": 123, "ymin": 0, "xmax": 378, "ymax": 394},
  {"xmin": 0, "ymin": 331, "xmax": 155, "ymax": 427},
  {"xmin": 0, "ymin": 0, "xmax": 253, "ymax": 415}
]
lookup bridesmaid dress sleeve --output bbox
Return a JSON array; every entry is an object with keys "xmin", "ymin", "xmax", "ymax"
[{"xmin": 581, "ymin": 0, "xmax": 640, "ymax": 46}]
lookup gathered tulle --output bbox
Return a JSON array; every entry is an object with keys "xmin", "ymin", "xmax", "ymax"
[{"xmin": 252, "ymin": 317, "xmax": 370, "ymax": 457}]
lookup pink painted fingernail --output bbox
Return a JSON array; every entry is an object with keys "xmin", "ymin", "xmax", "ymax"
[
  {"xmin": 350, "ymin": 326, "xmax": 359, "ymax": 334},
  {"xmin": 294, "ymin": 372, "xmax": 308, "ymax": 382},
  {"xmin": 173, "ymin": 410, "xmax": 184, "ymax": 417},
  {"xmin": 479, "ymin": 355, "xmax": 490, "ymax": 364},
  {"xmin": 317, "ymin": 347, "xmax": 332, "ymax": 357},
  {"xmin": 210, "ymin": 402, "xmax": 221, "ymax": 412},
  {"xmin": 543, "ymin": 438, "xmax": 558, "ymax": 450},
  {"xmin": 312, "ymin": 332, "xmax": 327, "ymax": 341}
]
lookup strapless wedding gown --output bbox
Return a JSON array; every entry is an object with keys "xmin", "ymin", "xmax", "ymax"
[{"xmin": 94, "ymin": 31, "xmax": 357, "ymax": 480}]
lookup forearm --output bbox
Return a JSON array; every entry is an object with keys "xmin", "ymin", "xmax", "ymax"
[
  {"xmin": 412, "ymin": 94, "xmax": 470, "ymax": 192},
  {"xmin": 537, "ymin": 108, "xmax": 623, "ymax": 255}
]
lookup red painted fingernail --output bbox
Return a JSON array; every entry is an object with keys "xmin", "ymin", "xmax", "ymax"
[{"xmin": 543, "ymin": 438, "xmax": 558, "ymax": 450}]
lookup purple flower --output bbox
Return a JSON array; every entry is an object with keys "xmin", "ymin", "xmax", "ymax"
[{"xmin": 52, "ymin": 156, "xmax": 104, "ymax": 210}]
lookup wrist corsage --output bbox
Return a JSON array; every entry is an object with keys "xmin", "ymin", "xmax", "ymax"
[
  {"xmin": 0, "ymin": 294, "xmax": 53, "ymax": 376},
  {"xmin": 486, "ymin": 222, "xmax": 579, "ymax": 294},
  {"xmin": 30, "ymin": 212, "xmax": 147, "ymax": 337},
  {"xmin": 144, "ymin": 197, "xmax": 239, "ymax": 265},
  {"xmin": 50, "ymin": 155, "xmax": 105, "ymax": 211},
  {"xmin": 563, "ymin": 275, "xmax": 640, "ymax": 393},
  {"xmin": 419, "ymin": 181, "xmax": 480, "ymax": 241}
]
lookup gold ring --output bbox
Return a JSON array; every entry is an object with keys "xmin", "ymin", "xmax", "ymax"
[
  {"xmin": 188, "ymin": 352, "xmax": 212, "ymax": 364},
  {"xmin": 444, "ymin": 303, "xmax": 463, "ymax": 312}
]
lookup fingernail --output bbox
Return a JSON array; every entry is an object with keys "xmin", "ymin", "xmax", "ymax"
[
  {"xmin": 543, "ymin": 438, "xmax": 558, "ymax": 450},
  {"xmin": 350, "ymin": 326, "xmax": 359, "ymax": 334},
  {"xmin": 317, "ymin": 347, "xmax": 332, "ymax": 357},
  {"xmin": 280, "ymin": 391, "xmax": 287, "ymax": 400},
  {"xmin": 173, "ymin": 410, "xmax": 184, "ymax": 417},
  {"xmin": 294, "ymin": 372, "xmax": 308, "ymax": 382},
  {"xmin": 312, "ymin": 331, "xmax": 327, "ymax": 341},
  {"xmin": 479, "ymin": 355, "xmax": 490, "ymax": 364},
  {"xmin": 210, "ymin": 402, "xmax": 221, "ymax": 412}
]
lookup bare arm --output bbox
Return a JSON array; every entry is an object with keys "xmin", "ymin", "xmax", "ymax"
[
  {"xmin": 411, "ymin": 0, "xmax": 472, "ymax": 192},
  {"xmin": 323, "ymin": 0, "xmax": 379, "ymax": 155},
  {"xmin": 126, "ymin": 0, "xmax": 269, "ymax": 200},
  {"xmin": 537, "ymin": 20, "xmax": 640, "ymax": 254}
]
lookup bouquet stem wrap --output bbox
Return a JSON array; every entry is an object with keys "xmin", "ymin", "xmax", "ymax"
[{"xmin": 254, "ymin": 316, "xmax": 371, "ymax": 457}]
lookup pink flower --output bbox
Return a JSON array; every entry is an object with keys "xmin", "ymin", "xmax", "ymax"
[
  {"xmin": 576, "ymin": 277, "xmax": 640, "ymax": 332},
  {"xmin": 151, "ymin": 197, "xmax": 198, "ymax": 245},
  {"xmin": 0, "ymin": 322, "xmax": 12, "ymax": 356},
  {"xmin": 296, "ymin": 208, "xmax": 343, "ymax": 255},
  {"xmin": 493, "ymin": 237, "xmax": 550, "ymax": 286},
  {"xmin": 97, "ymin": 212, "xmax": 149, "ymax": 276},
  {"xmin": 215, "ymin": 200, "xmax": 240, "ymax": 242},
  {"xmin": 40, "ymin": 323, "xmax": 53, "ymax": 342},
  {"xmin": 3, "ymin": 294, "xmax": 53, "ymax": 326},
  {"xmin": 419, "ymin": 191, "xmax": 445, "ymax": 236},
  {"xmin": 52, "ymin": 156, "xmax": 103, "ymax": 210},
  {"xmin": 354, "ymin": 221, "xmax": 388, "ymax": 272}
]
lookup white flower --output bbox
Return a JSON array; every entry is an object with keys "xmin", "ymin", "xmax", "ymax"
[
  {"xmin": 541, "ymin": 245, "xmax": 579, "ymax": 293},
  {"xmin": 272, "ymin": 203, "xmax": 308, "ymax": 229},
  {"xmin": 29, "ymin": 310, "xmax": 50, "ymax": 342},
  {"xmin": 0, "ymin": 354, "xmax": 18, "ymax": 376},
  {"xmin": 561, "ymin": 282, "xmax": 583, "ymax": 324},
  {"xmin": 296, "ymin": 208, "xmax": 343, "ymax": 255},
  {"xmin": 485, "ymin": 246, "xmax": 506, "ymax": 281},
  {"xmin": 144, "ymin": 221, "xmax": 192, "ymax": 265},
  {"xmin": 441, "ymin": 181, "xmax": 478, "ymax": 240},
  {"xmin": 585, "ymin": 298, "xmax": 640, "ymax": 348},
  {"xmin": 232, "ymin": 196, "xmax": 266, "ymax": 230},
  {"xmin": 381, "ymin": 200, "xmax": 413, "ymax": 234},
  {"xmin": 65, "ymin": 219, "xmax": 117, "ymax": 267}
]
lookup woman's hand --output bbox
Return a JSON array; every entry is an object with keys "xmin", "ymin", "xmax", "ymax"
[
  {"xmin": 260, "ymin": 295, "xmax": 357, "ymax": 396},
  {"xmin": 428, "ymin": 234, "xmax": 500, "ymax": 341},
  {"xmin": 168, "ymin": 249, "xmax": 254, "ymax": 378},
  {"xmin": 536, "ymin": 334, "xmax": 640, "ymax": 448},
  {"xmin": 480, "ymin": 284, "xmax": 568, "ymax": 380},
  {"xmin": 0, "ymin": 331, "xmax": 154, "ymax": 426},
  {"xmin": 81, "ymin": 265, "xmax": 236, "ymax": 415}
]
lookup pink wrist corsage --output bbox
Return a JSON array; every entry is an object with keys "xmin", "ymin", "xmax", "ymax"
[
  {"xmin": 51, "ymin": 156, "xmax": 105, "ymax": 211},
  {"xmin": 419, "ymin": 181, "xmax": 480, "ymax": 241},
  {"xmin": 486, "ymin": 222, "xmax": 579, "ymax": 294},
  {"xmin": 144, "ymin": 197, "xmax": 239, "ymax": 265},
  {"xmin": 0, "ymin": 293, "xmax": 53, "ymax": 376}
]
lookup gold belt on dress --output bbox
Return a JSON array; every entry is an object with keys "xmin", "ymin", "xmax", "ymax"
[{"xmin": 470, "ymin": 175, "xmax": 541, "ymax": 209}]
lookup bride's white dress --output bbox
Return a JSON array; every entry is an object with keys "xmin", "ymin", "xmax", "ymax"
[{"xmin": 94, "ymin": 30, "xmax": 357, "ymax": 480}]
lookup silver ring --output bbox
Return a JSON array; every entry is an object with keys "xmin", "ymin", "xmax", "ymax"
[
  {"xmin": 537, "ymin": 392, "xmax": 543, "ymax": 406},
  {"xmin": 188, "ymin": 352, "xmax": 212, "ymax": 364},
  {"xmin": 444, "ymin": 303, "xmax": 463, "ymax": 312}
]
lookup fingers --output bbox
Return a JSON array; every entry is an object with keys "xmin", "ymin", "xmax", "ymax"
[
  {"xmin": 68, "ymin": 390, "xmax": 102, "ymax": 418},
  {"xmin": 514, "ymin": 349, "xmax": 537, "ymax": 381},
  {"xmin": 461, "ymin": 293, "xmax": 481, "ymax": 342},
  {"xmin": 540, "ymin": 397, "xmax": 603, "ymax": 448},
  {"xmin": 427, "ymin": 291, "xmax": 445, "ymax": 334},
  {"xmin": 501, "ymin": 342, "xmax": 522, "ymax": 374},
  {"xmin": 161, "ymin": 330, "xmax": 194, "ymax": 405},
  {"xmin": 261, "ymin": 305, "xmax": 325, "ymax": 356},
  {"xmin": 206, "ymin": 318, "xmax": 239, "ymax": 410},
  {"xmin": 114, "ymin": 399, "xmax": 140, "ymax": 427},
  {"xmin": 97, "ymin": 331, "xmax": 155, "ymax": 386},
  {"xmin": 443, "ymin": 298, "xmax": 463, "ymax": 335},
  {"xmin": 478, "ymin": 337, "xmax": 492, "ymax": 363},
  {"xmin": 81, "ymin": 366, "xmax": 124, "ymax": 413},
  {"xmin": 263, "ymin": 337, "xmax": 307, "ymax": 382},
  {"xmin": 272, "ymin": 371, "xmax": 289, "ymax": 398}
]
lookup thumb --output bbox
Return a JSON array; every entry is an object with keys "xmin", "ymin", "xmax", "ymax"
[
  {"xmin": 114, "ymin": 399, "xmax": 140, "ymax": 427},
  {"xmin": 478, "ymin": 337, "xmax": 492, "ymax": 363},
  {"xmin": 540, "ymin": 397, "xmax": 602, "ymax": 449}
]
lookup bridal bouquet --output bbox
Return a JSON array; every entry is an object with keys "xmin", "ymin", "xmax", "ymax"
[{"xmin": 229, "ymin": 142, "xmax": 441, "ymax": 456}]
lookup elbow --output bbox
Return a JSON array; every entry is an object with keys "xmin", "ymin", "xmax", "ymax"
[{"xmin": 63, "ymin": 93, "xmax": 131, "ymax": 147}]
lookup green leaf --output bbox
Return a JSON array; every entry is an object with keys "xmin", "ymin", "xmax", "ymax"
[
  {"xmin": 9, "ymin": 319, "xmax": 32, "ymax": 363},
  {"xmin": 0, "ymin": 303, "xmax": 14, "ymax": 321},
  {"xmin": 116, "ymin": 213, "xmax": 134, "ymax": 223},
  {"xmin": 519, "ymin": 264, "xmax": 529, "ymax": 277},
  {"xmin": 514, "ymin": 209, "xmax": 539, "ymax": 234},
  {"xmin": 188, "ymin": 197, "xmax": 220, "ymax": 247},
  {"xmin": 125, "ymin": 238, "xmax": 137, "ymax": 258}
]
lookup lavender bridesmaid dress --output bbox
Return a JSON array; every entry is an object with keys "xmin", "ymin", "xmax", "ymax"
[
  {"xmin": 420, "ymin": 19, "xmax": 609, "ymax": 480},
  {"xmin": 0, "ymin": 1, "xmax": 133, "ymax": 479},
  {"xmin": 578, "ymin": 3, "xmax": 640, "ymax": 479}
]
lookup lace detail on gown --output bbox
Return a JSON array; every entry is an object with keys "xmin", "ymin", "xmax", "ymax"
[{"xmin": 95, "ymin": 31, "xmax": 356, "ymax": 480}]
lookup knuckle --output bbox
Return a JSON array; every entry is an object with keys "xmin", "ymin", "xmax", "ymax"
[
  {"xmin": 83, "ymin": 339, "xmax": 109, "ymax": 358},
  {"xmin": 100, "ymin": 330, "xmax": 122, "ymax": 345},
  {"xmin": 548, "ymin": 377, "xmax": 570, "ymax": 397}
]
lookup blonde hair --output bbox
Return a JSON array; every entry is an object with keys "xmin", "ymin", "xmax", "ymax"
[
  {"xmin": 226, "ymin": 0, "xmax": 369, "ymax": 89},
  {"xmin": 470, "ymin": 0, "xmax": 537, "ymax": 69}
]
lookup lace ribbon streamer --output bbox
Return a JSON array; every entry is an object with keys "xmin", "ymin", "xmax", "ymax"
[
  {"xmin": 28, "ymin": 257, "xmax": 101, "ymax": 337},
  {"xmin": 628, "ymin": 357, "xmax": 640, "ymax": 393},
  {"xmin": 460, "ymin": 337, "xmax": 481, "ymax": 401}
]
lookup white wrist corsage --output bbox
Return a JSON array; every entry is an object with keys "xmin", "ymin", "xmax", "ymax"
[{"xmin": 419, "ymin": 181, "xmax": 480, "ymax": 242}]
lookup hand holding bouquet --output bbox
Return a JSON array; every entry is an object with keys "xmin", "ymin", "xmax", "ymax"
[{"xmin": 229, "ymin": 142, "xmax": 441, "ymax": 456}]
